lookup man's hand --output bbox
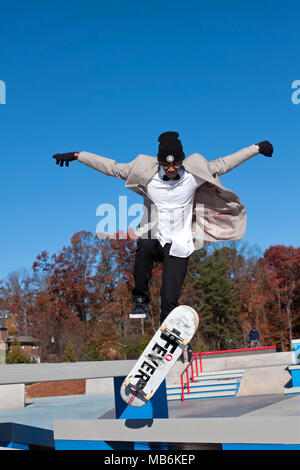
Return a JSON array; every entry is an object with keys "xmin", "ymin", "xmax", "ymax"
[
  {"xmin": 52, "ymin": 152, "xmax": 79, "ymax": 167},
  {"xmin": 257, "ymin": 141, "xmax": 273, "ymax": 157}
]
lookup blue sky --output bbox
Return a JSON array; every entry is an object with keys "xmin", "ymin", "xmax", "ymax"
[{"xmin": 1, "ymin": 0, "xmax": 299, "ymax": 281}]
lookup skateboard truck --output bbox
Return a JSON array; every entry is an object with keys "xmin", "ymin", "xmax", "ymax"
[
  {"xmin": 124, "ymin": 377, "xmax": 153, "ymax": 401},
  {"xmin": 160, "ymin": 324, "xmax": 189, "ymax": 347}
]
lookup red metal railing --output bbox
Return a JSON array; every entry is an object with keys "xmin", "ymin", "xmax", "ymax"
[{"xmin": 179, "ymin": 346, "xmax": 276, "ymax": 402}]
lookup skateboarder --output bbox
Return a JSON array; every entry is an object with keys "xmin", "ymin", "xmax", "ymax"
[{"xmin": 53, "ymin": 132, "xmax": 273, "ymax": 324}]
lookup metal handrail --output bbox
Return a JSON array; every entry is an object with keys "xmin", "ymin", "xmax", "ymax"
[{"xmin": 179, "ymin": 346, "xmax": 276, "ymax": 402}]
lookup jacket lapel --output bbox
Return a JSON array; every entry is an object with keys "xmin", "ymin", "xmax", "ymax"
[
  {"xmin": 183, "ymin": 153, "xmax": 225, "ymax": 189},
  {"xmin": 125, "ymin": 154, "xmax": 158, "ymax": 192}
]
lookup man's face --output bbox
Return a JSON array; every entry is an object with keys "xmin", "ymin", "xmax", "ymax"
[{"xmin": 160, "ymin": 161, "xmax": 183, "ymax": 179}]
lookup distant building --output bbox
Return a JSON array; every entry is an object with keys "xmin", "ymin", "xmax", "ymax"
[
  {"xmin": 0, "ymin": 327, "xmax": 40, "ymax": 363},
  {"xmin": 0, "ymin": 327, "xmax": 7, "ymax": 364}
]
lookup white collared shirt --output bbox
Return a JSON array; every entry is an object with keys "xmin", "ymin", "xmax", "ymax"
[{"xmin": 146, "ymin": 166, "xmax": 205, "ymax": 258}]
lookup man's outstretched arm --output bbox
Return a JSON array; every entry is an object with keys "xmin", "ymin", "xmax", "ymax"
[
  {"xmin": 207, "ymin": 141, "xmax": 273, "ymax": 177},
  {"xmin": 52, "ymin": 151, "xmax": 136, "ymax": 180}
]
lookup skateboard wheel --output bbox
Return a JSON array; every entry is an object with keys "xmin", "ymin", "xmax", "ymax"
[
  {"xmin": 160, "ymin": 323, "xmax": 167, "ymax": 331},
  {"xmin": 182, "ymin": 338, "xmax": 189, "ymax": 346},
  {"xmin": 145, "ymin": 393, "xmax": 152, "ymax": 401},
  {"xmin": 124, "ymin": 376, "xmax": 132, "ymax": 387}
]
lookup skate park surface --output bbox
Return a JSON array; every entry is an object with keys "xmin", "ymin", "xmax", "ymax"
[{"xmin": 0, "ymin": 350, "xmax": 299, "ymax": 450}]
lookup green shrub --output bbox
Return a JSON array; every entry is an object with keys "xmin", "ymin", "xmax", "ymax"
[
  {"xmin": 62, "ymin": 341, "xmax": 77, "ymax": 362},
  {"xmin": 6, "ymin": 337, "xmax": 33, "ymax": 364}
]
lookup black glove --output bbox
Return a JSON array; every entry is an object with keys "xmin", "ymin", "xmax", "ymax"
[
  {"xmin": 257, "ymin": 141, "xmax": 273, "ymax": 157},
  {"xmin": 52, "ymin": 152, "xmax": 78, "ymax": 167}
]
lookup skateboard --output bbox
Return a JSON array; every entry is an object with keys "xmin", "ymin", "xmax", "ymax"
[{"xmin": 120, "ymin": 305, "xmax": 199, "ymax": 407}]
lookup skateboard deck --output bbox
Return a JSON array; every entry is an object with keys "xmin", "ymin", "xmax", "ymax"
[{"xmin": 120, "ymin": 305, "xmax": 199, "ymax": 407}]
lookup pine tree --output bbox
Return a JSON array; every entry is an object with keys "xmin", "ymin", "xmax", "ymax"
[
  {"xmin": 63, "ymin": 341, "xmax": 77, "ymax": 362},
  {"xmin": 182, "ymin": 248, "xmax": 242, "ymax": 350}
]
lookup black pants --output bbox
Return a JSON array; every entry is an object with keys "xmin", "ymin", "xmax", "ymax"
[{"xmin": 132, "ymin": 239, "xmax": 189, "ymax": 323}]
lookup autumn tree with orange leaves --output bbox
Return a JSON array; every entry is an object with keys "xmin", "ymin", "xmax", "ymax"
[
  {"xmin": 1, "ymin": 233, "xmax": 300, "ymax": 361},
  {"xmin": 262, "ymin": 245, "xmax": 300, "ymax": 349}
]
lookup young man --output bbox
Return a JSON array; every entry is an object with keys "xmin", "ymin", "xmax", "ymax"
[
  {"xmin": 249, "ymin": 325, "xmax": 261, "ymax": 348},
  {"xmin": 53, "ymin": 132, "xmax": 273, "ymax": 324}
]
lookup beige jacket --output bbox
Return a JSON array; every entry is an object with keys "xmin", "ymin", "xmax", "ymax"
[{"xmin": 78, "ymin": 144, "xmax": 260, "ymax": 245}]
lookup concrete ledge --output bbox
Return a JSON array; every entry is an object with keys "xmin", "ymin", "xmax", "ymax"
[
  {"xmin": 288, "ymin": 365, "xmax": 300, "ymax": 370},
  {"xmin": 0, "ymin": 361, "xmax": 135, "ymax": 408},
  {"xmin": 54, "ymin": 416, "xmax": 300, "ymax": 445},
  {"xmin": 201, "ymin": 351, "xmax": 294, "ymax": 372},
  {"xmin": 0, "ymin": 360, "xmax": 136, "ymax": 385},
  {"xmin": 0, "ymin": 384, "xmax": 25, "ymax": 410},
  {"xmin": 285, "ymin": 386, "xmax": 300, "ymax": 396}
]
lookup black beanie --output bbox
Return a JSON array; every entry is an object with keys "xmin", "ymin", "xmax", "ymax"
[{"xmin": 157, "ymin": 131, "xmax": 185, "ymax": 163}]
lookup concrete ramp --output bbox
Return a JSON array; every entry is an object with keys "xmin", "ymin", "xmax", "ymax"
[{"xmin": 237, "ymin": 365, "xmax": 291, "ymax": 396}]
